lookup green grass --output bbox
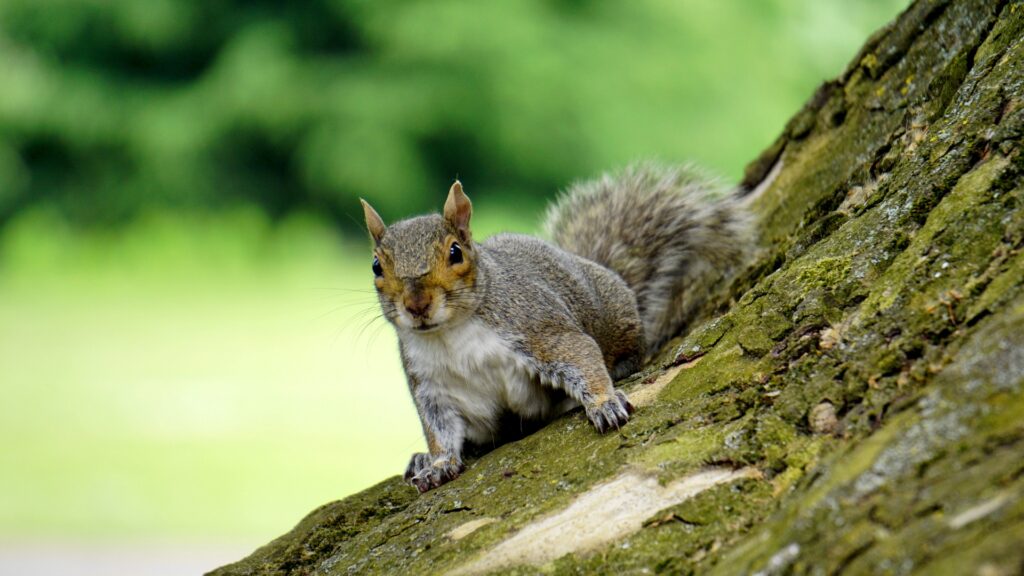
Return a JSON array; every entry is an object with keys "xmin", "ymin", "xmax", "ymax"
[{"xmin": 0, "ymin": 204, "xmax": 535, "ymax": 541}]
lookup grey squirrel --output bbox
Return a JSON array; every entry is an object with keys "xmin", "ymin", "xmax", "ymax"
[{"xmin": 360, "ymin": 164, "xmax": 752, "ymax": 493}]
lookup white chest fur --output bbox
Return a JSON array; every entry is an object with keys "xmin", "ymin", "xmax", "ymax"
[{"xmin": 401, "ymin": 319, "xmax": 559, "ymax": 443}]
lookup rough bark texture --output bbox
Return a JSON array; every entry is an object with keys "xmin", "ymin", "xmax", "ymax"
[{"xmin": 211, "ymin": 1, "xmax": 1024, "ymax": 574}]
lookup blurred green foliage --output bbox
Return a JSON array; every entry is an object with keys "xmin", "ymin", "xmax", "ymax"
[{"xmin": 0, "ymin": 0, "xmax": 909, "ymax": 231}]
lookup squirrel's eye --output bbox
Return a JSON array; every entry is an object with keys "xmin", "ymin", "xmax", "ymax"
[
  {"xmin": 449, "ymin": 242, "xmax": 463, "ymax": 265},
  {"xmin": 372, "ymin": 255, "xmax": 383, "ymax": 277}
]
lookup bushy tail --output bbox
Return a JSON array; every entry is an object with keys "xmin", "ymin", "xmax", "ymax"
[{"xmin": 543, "ymin": 163, "xmax": 754, "ymax": 354}]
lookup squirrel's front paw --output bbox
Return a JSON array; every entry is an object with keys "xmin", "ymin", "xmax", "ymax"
[
  {"xmin": 585, "ymin": 390, "xmax": 634, "ymax": 433},
  {"xmin": 404, "ymin": 452, "xmax": 464, "ymax": 493}
]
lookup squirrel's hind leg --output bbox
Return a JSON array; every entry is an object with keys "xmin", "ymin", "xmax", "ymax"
[
  {"xmin": 534, "ymin": 332, "xmax": 634, "ymax": 433},
  {"xmin": 609, "ymin": 350, "xmax": 644, "ymax": 381}
]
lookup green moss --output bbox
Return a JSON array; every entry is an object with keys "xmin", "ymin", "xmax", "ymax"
[
  {"xmin": 712, "ymin": 287, "xmax": 1024, "ymax": 575},
  {"xmin": 633, "ymin": 421, "xmax": 732, "ymax": 472},
  {"xmin": 793, "ymin": 255, "xmax": 852, "ymax": 291},
  {"xmin": 736, "ymin": 325, "xmax": 775, "ymax": 356},
  {"xmin": 754, "ymin": 415, "xmax": 797, "ymax": 470}
]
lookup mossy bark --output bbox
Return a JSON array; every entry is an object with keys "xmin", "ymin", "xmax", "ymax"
[{"xmin": 210, "ymin": 1, "xmax": 1024, "ymax": 574}]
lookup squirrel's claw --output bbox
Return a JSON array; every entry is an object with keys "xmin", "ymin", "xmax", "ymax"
[
  {"xmin": 404, "ymin": 452, "xmax": 464, "ymax": 493},
  {"xmin": 586, "ymin": 390, "xmax": 632, "ymax": 434},
  {"xmin": 622, "ymin": 391, "xmax": 636, "ymax": 415},
  {"xmin": 403, "ymin": 453, "xmax": 431, "ymax": 482}
]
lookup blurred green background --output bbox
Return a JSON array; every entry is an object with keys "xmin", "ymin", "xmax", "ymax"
[{"xmin": 0, "ymin": 0, "xmax": 908, "ymax": 570}]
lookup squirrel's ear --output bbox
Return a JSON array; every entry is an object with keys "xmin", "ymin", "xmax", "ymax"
[
  {"xmin": 360, "ymin": 199, "xmax": 386, "ymax": 245},
  {"xmin": 444, "ymin": 180, "xmax": 472, "ymax": 242}
]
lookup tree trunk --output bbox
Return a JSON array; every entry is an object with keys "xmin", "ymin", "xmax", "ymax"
[{"xmin": 210, "ymin": 1, "xmax": 1024, "ymax": 574}]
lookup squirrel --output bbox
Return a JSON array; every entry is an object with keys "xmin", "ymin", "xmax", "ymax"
[{"xmin": 359, "ymin": 164, "xmax": 752, "ymax": 493}]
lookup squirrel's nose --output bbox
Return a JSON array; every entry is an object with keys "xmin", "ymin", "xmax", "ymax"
[{"xmin": 404, "ymin": 292, "xmax": 433, "ymax": 318}]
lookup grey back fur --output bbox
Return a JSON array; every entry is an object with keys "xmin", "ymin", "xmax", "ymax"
[{"xmin": 543, "ymin": 163, "xmax": 753, "ymax": 353}]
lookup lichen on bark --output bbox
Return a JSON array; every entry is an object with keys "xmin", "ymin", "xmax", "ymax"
[{"xmin": 210, "ymin": 1, "xmax": 1024, "ymax": 574}]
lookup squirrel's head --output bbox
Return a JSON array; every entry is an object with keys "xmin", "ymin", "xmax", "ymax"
[{"xmin": 360, "ymin": 181, "xmax": 480, "ymax": 333}]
